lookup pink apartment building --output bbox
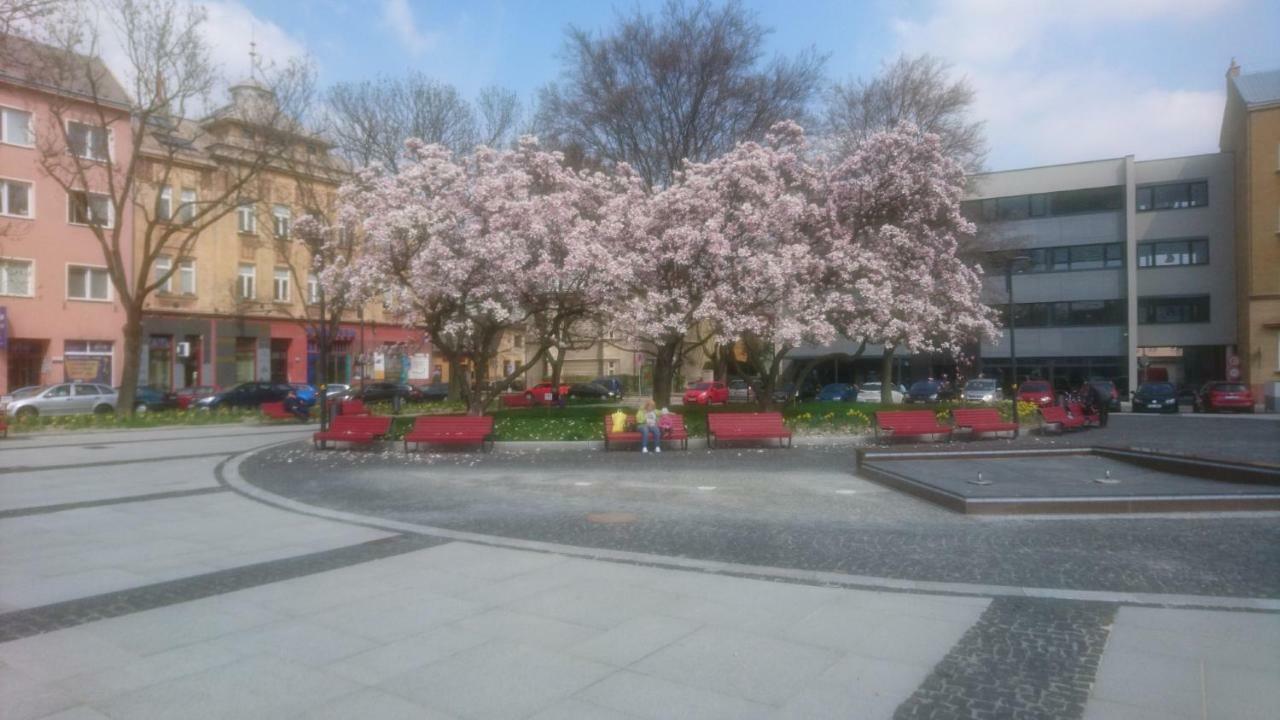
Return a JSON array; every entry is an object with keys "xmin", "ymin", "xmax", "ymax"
[{"xmin": 0, "ymin": 38, "xmax": 132, "ymax": 394}]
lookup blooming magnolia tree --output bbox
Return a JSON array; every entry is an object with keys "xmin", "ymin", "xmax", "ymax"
[
  {"xmin": 342, "ymin": 137, "xmax": 621, "ymax": 414},
  {"xmin": 825, "ymin": 124, "xmax": 998, "ymax": 402}
]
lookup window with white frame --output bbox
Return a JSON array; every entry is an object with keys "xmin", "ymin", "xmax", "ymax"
[
  {"xmin": 237, "ymin": 263, "xmax": 256, "ymax": 299},
  {"xmin": 66, "ymin": 121, "xmax": 110, "ymax": 161},
  {"xmin": 154, "ymin": 256, "xmax": 173, "ymax": 292},
  {"xmin": 272, "ymin": 205, "xmax": 290, "ymax": 239},
  {"xmin": 179, "ymin": 189, "xmax": 197, "ymax": 224},
  {"xmin": 237, "ymin": 203, "xmax": 256, "ymax": 233},
  {"xmin": 68, "ymin": 190, "xmax": 112, "ymax": 227},
  {"xmin": 178, "ymin": 260, "xmax": 196, "ymax": 294},
  {"xmin": 1, "ymin": 107, "xmax": 33, "ymax": 146},
  {"xmin": 1, "ymin": 179, "xmax": 33, "ymax": 218},
  {"xmin": 68, "ymin": 265, "xmax": 110, "ymax": 300},
  {"xmin": 0, "ymin": 258, "xmax": 33, "ymax": 296},
  {"xmin": 307, "ymin": 272, "xmax": 320, "ymax": 304},
  {"xmin": 272, "ymin": 268, "xmax": 290, "ymax": 302},
  {"xmin": 156, "ymin": 187, "xmax": 172, "ymax": 221}
]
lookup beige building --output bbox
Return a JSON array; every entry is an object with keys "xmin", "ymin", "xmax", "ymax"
[{"xmin": 1220, "ymin": 63, "xmax": 1280, "ymax": 408}]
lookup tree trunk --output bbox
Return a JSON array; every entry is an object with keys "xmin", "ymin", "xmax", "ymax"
[
  {"xmin": 881, "ymin": 345, "xmax": 897, "ymax": 404},
  {"xmin": 753, "ymin": 347, "xmax": 788, "ymax": 411},
  {"xmin": 317, "ymin": 321, "xmax": 330, "ymax": 430},
  {"xmin": 467, "ymin": 356, "xmax": 488, "ymax": 416},
  {"xmin": 650, "ymin": 339, "xmax": 680, "ymax": 406},
  {"xmin": 446, "ymin": 355, "xmax": 465, "ymax": 402},
  {"xmin": 116, "ymin": 310, "xmax": 144, "ymax": 418},
  {"xmin": 548, "ymin": 347, "xmax": 566, "ymax": 398}
]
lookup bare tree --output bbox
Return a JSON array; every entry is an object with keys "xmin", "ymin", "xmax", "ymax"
[
  {"xmin": 824, "ymin": 53, "xmax": 986, "ymax": 170},
  {"xmin": 0, "ymin": 0, "xmax": 64, "ymax": 42},
  {"xmin": 323, "ymin": 73, "xmax": 522, "ymax": 170},
  {"xmin": 30, "ymin": 0, "xmax": 314, "ymax": 416},
  {"xmin": 534, "ymin": 0, "xmax": 825, "ymax": 187}
]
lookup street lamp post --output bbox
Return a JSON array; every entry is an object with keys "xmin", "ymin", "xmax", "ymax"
[{"xmin": 1005, "ymin": 255, "xmax": 1032, "ymax": 425}]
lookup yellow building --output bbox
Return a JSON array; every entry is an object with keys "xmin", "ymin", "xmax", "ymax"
[
  {"xmin": 135, "ymin": 81, "xmax": 429, "ymax": 392},
  {"xmin": 1220, "ymin": 63, "xmax": 1280, "ymax": 408}
]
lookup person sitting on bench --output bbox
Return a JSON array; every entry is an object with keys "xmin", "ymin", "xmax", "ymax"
[{"xmin": 282, "ymin": 389, "xmax": 309, "ymax": 422}]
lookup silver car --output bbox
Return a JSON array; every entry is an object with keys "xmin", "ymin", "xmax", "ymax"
[
  {"xmin": 962, "ymin": 378, "xmax": 1004, "ymax": 403},
  {"xmin": 1, "ymin": 383, "xmax": 118, "ymax": 418},
  {"xmin": 727, "ymin": 378, "xmax": 756, "ymax": 403}
]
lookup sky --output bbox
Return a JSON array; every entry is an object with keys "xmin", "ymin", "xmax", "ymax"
[{"xmin": 108, "ymin": 0, "xmax": 1280, "ymax": 171}]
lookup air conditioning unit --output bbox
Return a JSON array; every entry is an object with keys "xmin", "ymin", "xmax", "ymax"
[{"xmin": 176, "ymin": 342, "xmax": 192, "ymax": 358}]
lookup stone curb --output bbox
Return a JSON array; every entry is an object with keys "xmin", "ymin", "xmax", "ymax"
[{"xmin": 220, "ymin": 442, "xmax": 1280, "ymax": 613}]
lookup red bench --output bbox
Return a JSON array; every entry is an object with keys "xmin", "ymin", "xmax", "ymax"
[
  {"xmin": 602, "ymin": 414, "xmax": 689, "ymax": 450},
  {"xmin": 313, "ymin": 415, "xmax": 392, "ymax": 449},
  {"xmin": 1039, "ymin": 405, "xmax": 1086, "ymax": 433},
  {"xmin": 0, "ymin": 418, "xmax": 7, "ymax": 438},
  {"xmin": 707, "ymin": 412, "xmax": 792, "ymax": 449},
  {"xmin": 874, "ymin": 410, "xmax": 953, "ymax": 442},
  {"xmin": 261, "ymin": 402, "xmax": 307, "ymax": 421},
  {"xmin": 951, "ymin": 408, "xmax": 1018, "ymax": 439},
  {"xmin": 338, "ymin": 399, "xmax": 371, "ymax": 416},
  {"xmin": 1068, "ymin": 402, "xmax": 1101, "ymax": 428},
  {"xmin": 500, "ymin": 393, "xmax": 532, "ymax": 408},
  {"xmin": 403, "ymin": 415, "xmax": 495, "ymax": 452}
]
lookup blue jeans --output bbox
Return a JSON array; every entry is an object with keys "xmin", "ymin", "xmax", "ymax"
[{"xmin": 640, "ymin": 424, "xmax": 662, "ymax": 449}]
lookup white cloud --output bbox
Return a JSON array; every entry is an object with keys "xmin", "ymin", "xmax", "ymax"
[
  {"xmin": 381, "ymin": 0, "xmax": 438, "ymax": 57},
  {"xmin": 892, "ymin": 0, "xmax": 1236, "ymax": 169}
]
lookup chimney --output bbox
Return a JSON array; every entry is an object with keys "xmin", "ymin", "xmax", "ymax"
[{"xmin": 1227, "ymin": 58, "xmax": 1241, "ymax": 79}]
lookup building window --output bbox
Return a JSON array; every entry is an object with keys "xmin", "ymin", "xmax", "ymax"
[
  {"xmin": 63, "ymin": 340, "xmax": 113, "ymax": 384},
  {"xmin": 0, "ymin": 258, "xmax": 34, "ymax": 296},
  {"xmin": 306, "ymin": 272, "xmax": 319, "ymax": 304},
  {"xmin": 68, "ymin": 190, "xmax": 113, "ymax": 227},
  {"xmin": 993, "ymin": 242, "xmax": 1124, "ymax": 274},
  {"xmin": 1139, "ymin": 295, "xmax": 1210, "ymax": 324},
  {"xmin": 963, "ymin": 186, "xmax": 1123, "ymax": 223},
  {"xmin": 234, "ymin": 337, "xmax": 256, "ymax": 381},
  {"xmin": 237, "ymin": 263, "xmax": 256, "ymax": 299},
  {"xmin": 154, "ymin": 256, "xmax": 172, "ymax": 292},
  {"xmin": 156, "ymin": 187, "xmax": 172, "ymax": 221},
  {"xmin": 68, "ymin": 265, "xmax": 110, "ymax": 301},
  {"xmin": 272, "ymin": 205, "xmax": 290, "ymax": 239},
  {"xmin": 1137, "ymin": 239, "xmax": 1209, "ymax": 268},
  {"xmin": 66, "ymin": 121, "xmax": 110, "ymax": 161},
  {"xmin": 0, "ymin": 178, "xmax": 32, "ymax": 218},
  {"xmin": 178, "ymin": 260, "xmax": 196, "ymax": 294},
  {"xmin": 1136, "ymin": 181, "xmax": 1208, "ymax": 212},
  {"xmin": 1, "ymin": 107, "xmax": 34, "ymax": 146},
  {"xmin": 272, "ymin": 268, "xmax": 290, "ymax": 302},
  {"xmin": 996, "ymin": 299, "xmax": 1126, "ymax": 328},
  {"xmin": 179, "ymin": 189, "xmax": 197, "ymax": 224},
  {"xmin": 237, "ymin": 203, "xmax": 256, "ymax": 234}
]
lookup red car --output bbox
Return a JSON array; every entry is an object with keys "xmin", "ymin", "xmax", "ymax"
[
  {"xmin": 1194, "ymin": 382, "xmax": 1254, "ymax": 413},
  {"xmin": 524, "ymin": 383, "xmax": 571, "ymax": 404},
  {"xmin": 175, "ymin": 385, "xmax": 219, "ymax": 410},
  {"xmin": 1015, "ymin": 380, "xmax": 1056, "ymax": 407},
  {"xmin": 683, "ymin": 381, "xmax": 729, "ymax": 406}
]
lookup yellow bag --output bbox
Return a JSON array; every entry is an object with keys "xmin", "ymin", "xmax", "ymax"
[{"xmin": 611, "ymin": 410, "xmax": 628, "ymax": 433}]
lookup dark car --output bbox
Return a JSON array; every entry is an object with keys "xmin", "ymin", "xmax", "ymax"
[
  {"xmin": 411, "ymin": 382, "xmax": 450, "ymax": 402},
  {"xmin": 1131, "ymin": 382, "xmax": 1179, "ymax": 414},
  {"xmin": 567, "ymin": 382, "xmax": 618, "ymax": 400},
  {"xmin": 126, "ymin": 385, "xmax": 180, "ymax": 413},
  {"xmin": 350, "ymin": 382, "xmax": 415, "ymax": 403},
  {"xmin": 1086, "ymin": 379, "xmax": 1121, "ymax": 411},
  {"xmin": 193, "ymin": 382, "xmax": 292, "ymax": 410},
  {"xmin": 1194, "ymin": 382, "xmax": 1254, "ymax": 413},
  {"xmin": 905, "ymin": 380, "xmax": 946, "ymax": 403},
  {"xmin": 175, "ymin": 385, "xmax": 219, "ymax": 410},
  {"xmin": 816, "ymin": 383, "xmax": 857, "ymax": 402},
  {"xmin": 591, "ymin": 376, "xmax": 625, "ymax": 396}
]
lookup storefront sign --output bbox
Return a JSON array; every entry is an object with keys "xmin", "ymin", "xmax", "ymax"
[
  {"xmin": 409, "ymin": 353, "xmax": 431, "ymax": 380},
  {"xmin": 64, "ymin": 358, "xmax": 102, "ymax": 382}
]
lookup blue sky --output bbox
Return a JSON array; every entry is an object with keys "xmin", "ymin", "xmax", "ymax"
[{"xmin": 187, "ymin": 0, "xmax": 1278, "ymax": 170}]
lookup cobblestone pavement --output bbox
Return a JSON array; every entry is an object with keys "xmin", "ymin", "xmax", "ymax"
[
  {"xmin": 1, "ymin": 422, "xmax": 1278, "ymax": 719},
  {"xmin": 243, "ymin": 416, "xmax": 1280, "ymax": 598}
]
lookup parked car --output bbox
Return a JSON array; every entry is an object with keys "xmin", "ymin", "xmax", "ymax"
[
  {"xmin": 683, "ymin": 381, "xmax": 729, "ymax": 406},
  {"xmin": 411, "ymin": 382, "xmax": 450, "ymax": 402},
  {"xmin": 727, "ymin": 378, "xmax": 756, "ymax": 403},
  {"xmin": 525, "ymin": 382, "xmax": 571, "ymax": 402},
  {"xmin": 322, "ymin": 383, "xmax": 351, "ymax": 399},
  {"xmin": 1194, "ymin": 381, "xmax": 1254, "ymax": 413},
  {"xmin": 855, "ymin": 382, "xmax": 904, "ymax": 404},
  {"xmin": 125, "ymin": 385, "xmax": 180, "ymax": 413},
  {"xmin": 193, "ymin": 382, "xmax": 292, "ymax": 410},
  {"xmin": 772, "ymin": 382, "xmax": 799, "ymax": 405},
  {"xmin": 1015, "ymin": 380, "xmax": 1056, "ymax": 407},
  {"xmin": 3, "ymin": 383, "xmax": 118, "ymax": 418},
  {"xmin": 816, "ymin": 383, "xmax": 857, "ymax": 402},
  {"xmin": 175, "ymin": 385, "xmax": 219, "ymax": 410},
  {"xmin": 288, "ymin": 383, "xmax": 318, "ymax": 406},
  {"xmin": 1132, "ymin": 382, "xmax": 1179, "ymax": 414},
  {"xmin": 591, "ymin": 376, "xmax": 625, "ymax": 396},
  {"xmin": 961, "ymin": 378, "xmax": 1003, "ymax": 403},
  {"xmin": 905, "ymin": 380, "xmax": 945, "ymax": 404},
  {"xmin": 1086, "ymin": 379, "xmax": 1121, "ymax": 411},
  {"xmin": 567, "ymin": 382, "xmax": 618, "ymax": 400},
  {"xmin": 347, "ymin": 382, "xmax": 416, "ymax": 403}
]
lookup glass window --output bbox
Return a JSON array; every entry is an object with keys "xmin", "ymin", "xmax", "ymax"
[
  {"xmin": 1189, "ymin": 239, "xmax": 1209, "ymax": 265},
  {"xmin": 156, "ymin": 187, "xmax": 172, "ymax": 221},
  {"xmin": 68, "ymin": 265, "xmax": 110, "ymax": 300},
  {"xmin": 1104, "ymin": 244, "xmax": 1124, "ymax": 268},
  {"xmin": 46, "ymin": 384, "xmax": 71, "ymax": 398},
  {"xmin": 272, "ymin": 205, "xmax": 290, "ymax": 239},
  {"xmin": 1051, "ymin": 247, "xmax": 1070, "ymax": 272},
  {"xmin": 997, "ymin": 196, "xmax": 1029, "ymax": 220},
  {"xmin": 1026, "ymin": 248, "xmax": 1048, "ymax": 273},
  {"xmin": 1139, "ymin": 296, "xmax": 1210, "ymax": 324},
  {"xmin": 237, "ymin": 203, "xmax": 256, "ymax": 233},
  {"xmin": 1048, "ymin": 186, "xmax": 1123, "ymax": 215},
  {"xmin": 1138, "ymin": 181, "xmax": 1209, "ymax": 211},
  {"xmin": 237, "ymin": 263, "xmax": 256, "ymax": 299},
  {"xmin": 1070, "ymin": 244, "xmax": 1104, "ymax": 270},
  {"xmin": 981, "ymin": 199, "xmax": 997, "ymax": 222},
  {"xmin": 272, "ymin": 268, "xmax": 290, "ymax": 302},
  {"xmin": 67, "ymin": 121, "xmax": 109, "ymax": 161},
  {"xmin": 73, "ymin": 384, "xmax": 100, "ymax": 396},
  {"xmin": 68, "ymin": 191, "xmax": 112, "ymax": 227},
  {"xmin": 1, "ymin": 179, "xmax": 32, "ymax": 217},
  {"xmin": 1138, "ymin": 239, "xmax": 1209, "ymax": 268},
  {"xmin": 234, "ymin": 337, "xmax": 256, "ymax": 382},
  {"xmin": 154, "ymin": 256, "xmax": 172, "ymax": 292},
  {"xmin": 179, "ymin": 189, "xmax": 197, "ymax": 224},
  {"xmin": 306, "ymin": 272, "xmax": 319, "ymax": 304},
  {"xmin": 1050, "ymin": 302, "xmax": 1071, "ymax": 326},
  {"xmin": 1029, "ymin": 193, "xmax": 1048, "ymax": 217},
  {"xmin": 178, "ymin": 260, "xmax": 196, "ymax": 294},
  {"xmin": 1, "ymin": 107, "xmax": 33, "ymax": 146},
  {"xmin": 1070, "ymin": 300, "xmax": 1107, "ymax": 325},
  {"xmin": 0, "ymin": 258, "xmax": 33, "ymax": 296},
  {"xmin": 1189, "ymin": 181, "xmax": 1208, "ymax": 207},
  {"xmin": 1136, "ymin": 187, "xmax": 1154, "ymax": 212}
]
